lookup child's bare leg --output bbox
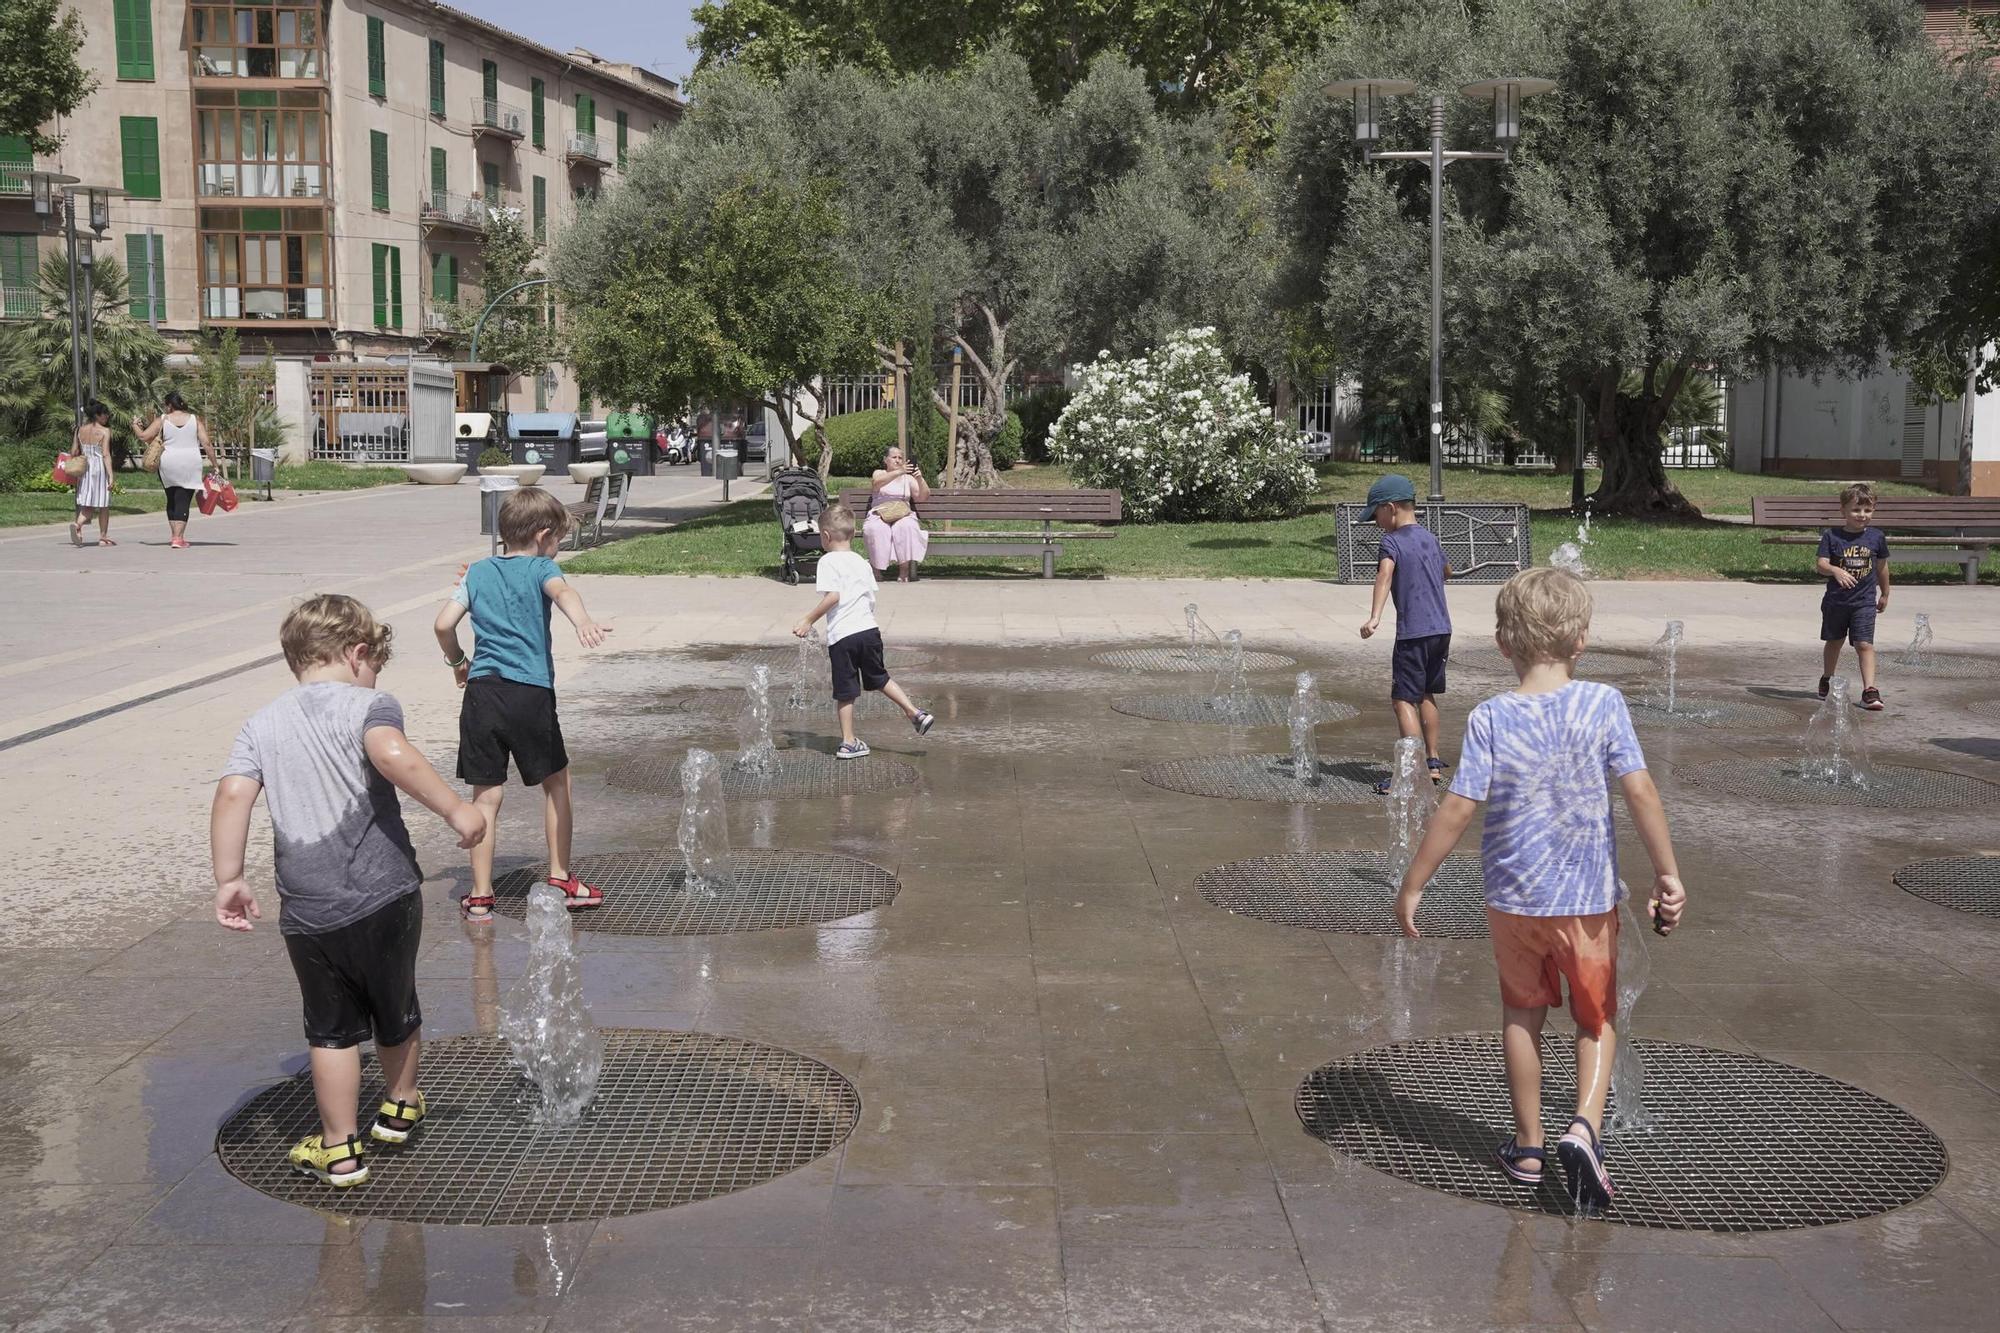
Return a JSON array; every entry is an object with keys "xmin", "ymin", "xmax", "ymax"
[
  {"xmin": 1391, "ymin": 698, "xmax": 1422, "ymax": 742},
  {"xmin": 1821, "ymin": 638, "xmax": 1843, "ymax": 677},
  {"xmin": 1573, "ymin": 1019, "xmax": 1617, "ymax": 1134},
  {"xmin": 880, "ymin": 679, "xmax": 921, "ymax": 720},
  {"xmin": 1854, "ymin": 641, "xmax": 1877, "ymax": 691},
  {"xmin": 469, "ymin": 784, "xmax": 505, "ymax": 895},
  {"xmin": 837, "ymin": 700, "xmax": 857, "ymax": 744},
  {"xmin": 1418, "ymin": 696, "xmax": 1442, "ymax": 760},
  {"xmin": 1501, "ymin": 1003, "xmax": 1548, "ymax": 1152},
  {"xmin": 308, "ymin": 1045, "xmax": 363, "ymax": 1157},
  {"xmin": 377, "ymin": 1030, "xmax": 423, "ymax": 1104},
  {"xmin": 541, "ymin": 767, "xmax": 573, "ymax": 881}
]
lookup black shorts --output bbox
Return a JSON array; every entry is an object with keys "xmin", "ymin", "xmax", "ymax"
[
  {"xmin": 1391, "ymin": 632, "xmax": 1451, "ymax": 703},
  {"xmin": 829, "ymin": 628, "xmax": 890, "ymax": 702},
  {"xmin": 459, "ymin": 675, "xmax": 569, "ymax": 786},
  {"xmin": 285, "ymin": 891, "xmax": 424, "ymax": 1049}
]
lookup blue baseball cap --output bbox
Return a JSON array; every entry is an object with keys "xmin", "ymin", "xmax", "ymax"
[{"xmin": 1365, "ymin": 474, "xmax": 1417, "ymax": 512}]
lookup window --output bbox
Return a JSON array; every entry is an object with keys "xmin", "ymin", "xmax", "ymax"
[
  {"xmin": 532, "ymin": 175, "xmax": 545, "ymax": 240},
  {"xmin": 195, "ymin": 87, "xmax": 328, "ymax": 199},
  {"xmin": 432, "ymin": 251, "xmax": 457, "ymax": 304},
  {"xmin": 481, "ymin": 160, "xmax": 501, "ymax": 202},
  {"xmin": 430, "ymin": 146, "xmax": 447, "ymax": 202},
  {"xmin": 199, "ymin": 205, "xmax": 329, "ymax": 319},
  {"xmin": 531, "ymin": 78, "xmax": 545, "ymax": 146},
  {"xmin": 370, "ymin": 130, "xmax": 388, "ymax": 210},
  {"xmin": 366, "ymin": 15, "xmax": 385, "ymax": 96},
  {"xmin": 120, "ymin": 117, "xmax": 162, "ymax": 199},
  {"xmin": 428, "ymin": 40, "xmax": 445, "ymax": 117},
  {"xmin": 1, "ymin": 234, "xmax": 38, "ymax": 317},
  {"xmin": 483, "ymin": 60, "xmax": 498, "ymax": 105},
  {"xmin": 191, "ymin": 4, "xmax": 322, "ymax": 79},
  {"xmin": 575, "ymin": 93, "xmax": 595, "ymax": 137},
  {"xmin": 115, "ymin": 0, "xmax": 156, "ymax": 81},
  {"xmin": 372, "ymin": 243, "xmax": 402, "ymax": 327},
  {"xmin": 125, "ymin": 233, "xmax": 166, "ymax": 320},
  {"xmin": 616, "ymin": 109, "xmax": 627, "ymax": 169},
  {"xmin": 0, "ymin": 136, "xmax": 30, "ymax": 197}
]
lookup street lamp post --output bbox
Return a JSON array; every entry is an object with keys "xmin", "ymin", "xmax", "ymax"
[
  {"xmin": 1323, "ymin": 77, "xmax": 1554, "ymax": 502},
  {"xmin": 26, "ymin": 173, "xmax": 121, "ymax": 423},
  {"xmin": 76, "ymin": 187, "xmax": 126, "ymax": 405}
]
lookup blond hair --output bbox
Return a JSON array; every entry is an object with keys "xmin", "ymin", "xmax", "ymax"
[
  {"xmin": 1839, "ymin": 482, "xmax": 1876, "ymax": 510},
  {"xmin": 823, "ymin": 505, "xmax": 856, "ymax": 541},
  {"xmin": 281, "ymin": 594, "xmax": 393, "ymax": 673},
  {"xmin": 1495, "ymin": 568, "xmax": 1592, "ymax": 666},
  {"xmin": 498, "ymin": 486, "xmax": 570, "ymax": 548}
]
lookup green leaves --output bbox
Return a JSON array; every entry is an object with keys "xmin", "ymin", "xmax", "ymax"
[{"xmin": 0, "ymin": 0, "xmax": 93, "ymax": 155}]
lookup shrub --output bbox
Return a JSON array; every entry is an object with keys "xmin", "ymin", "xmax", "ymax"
[
  {"xmin": 477, "ymin": 446, "xmax": 512, "ymax": 468},
  {"xmin": 825, "ymin": 405, "xmax": 1023, "ymax": 479},
  {"xmin": 1014, "ymin": 386, "xmax": 1071, "ymax": 463},
  {"xmin": 0, "ymin": 437, "xmax": 75, "ymax": 494},
  {"xmin": 1049, "ymin": 328, "xmax": 1316, "ymax": 523}
]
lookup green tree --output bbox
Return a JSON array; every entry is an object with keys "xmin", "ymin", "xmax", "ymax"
[
  {"xmin": 0, "ymin": 0, "xmax": 94, "ymax": 154},
  {"xmin": 1277, "ymin": 0, "xmax": 2000, "ymax": 516},
  {"xmin": 452, "ymin": 208, "xmax": 561, "ymax": 396},
  {"xmin": 0, "ymin": 251, "xmax": 166, "ymax": 459},
  {"xmin": 173, "ymin": 328, "xmax": 281, "ymax": 472}
]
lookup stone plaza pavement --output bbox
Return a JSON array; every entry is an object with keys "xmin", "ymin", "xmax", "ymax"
[{"xmin": 2, "ymin": 482, "xmax": 1999, "ymax": 1329}]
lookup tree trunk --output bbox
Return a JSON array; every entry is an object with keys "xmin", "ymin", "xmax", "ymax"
[
  {"xmin": 1592, "ymin": 382, "xmax": 1702, "ymax": 519},
  {"xmin": 1959, "ymin": 348, "xmax": 1978, "ymax": 497}
]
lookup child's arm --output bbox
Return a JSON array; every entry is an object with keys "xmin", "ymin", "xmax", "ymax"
[
  {"xmin": 1816, "ymin": 532, "xmax": 1856, "ymax": 589},
  {"xmin": 1876, "ymin": 547, "xmax": 1891, "ymax": 612},
  {"xmin": 795, "ymin": 592, "xmax": 840, "ymax": 637},
  {"xmin": 1396, "ymin": 793, "xmax": 1479, "ymax": 937},
  {"xmin": 1618, "ymin": 768, "xmax": 1685, "ymax": 934},
  {"xmin": 1361, "ymin": 556, "xmax": 1395, "ymax": 638},
  {"xmin": 211, "ymin": 776, "xmax": 264, "ymax": 932},
  {"xmin": 543, "ymin": 575, "xmax": 611, "ymax": 648},
  {"xmin": 435, "ymin": 601, "xmax": 471, "ymax": 688},
  {"xmin": 364, "ymin": 726, "xmax": 487, "ymax": 848}
]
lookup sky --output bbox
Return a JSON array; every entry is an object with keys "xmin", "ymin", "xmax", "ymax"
[{"xmin": 454, "ymin": 1, "xmax": 705, "ymax": 87}]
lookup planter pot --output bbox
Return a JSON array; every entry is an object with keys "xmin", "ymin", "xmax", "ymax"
[
  {"xmin": 567, "ymin": 461, "xmax": 612, "ymax": 485},
  {"xmin": 402, "ymin": 463, "xmax": 468, "ymax": 486},
  {"xmin": 477, "ymin": 464, "xmax": 543, "ymax": 487}
]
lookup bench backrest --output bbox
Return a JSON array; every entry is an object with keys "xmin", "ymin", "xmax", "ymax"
[
  {"xmin": 1750, "ymin": 495, "xmax": 2000, "ymax": 532},
  {"xmin": 838, "ymin": 487, "xmax": 1122, "ymax": 524}
]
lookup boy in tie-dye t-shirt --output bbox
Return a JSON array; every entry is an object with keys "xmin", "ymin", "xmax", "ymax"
[{"xmin": 1395, "ymin": 569, "xmax": 1687, "ymax": 1211}]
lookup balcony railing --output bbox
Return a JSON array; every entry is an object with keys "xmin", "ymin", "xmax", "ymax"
[
  {"xmin": 1, "ymin": 160, "xmax": 29, "ymax": 196},
  {"xmin": 565, "ymin": 132, "xmax": 611, "ymax": 166},
  {"xmin": 3, "ymin": 285, "xmax": 43, "ymax": 319},
  {"xmin": 198, "ymin": 164, "xmax": 326, "ymax": 200},
  {"xmin": 421, "ymin": 190, "xmax": 489, "ymax": 231},
  {"xmin": 471, "ymin": 98, "xmax": 526, "ymax": 140}
]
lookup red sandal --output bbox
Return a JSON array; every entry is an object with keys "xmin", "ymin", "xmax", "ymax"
[
  {"xmin": 460, "ymin": 894, "xmax": 496, "ymax": 922},
  {"xmin": 548, "ymin": 874, "xmax": 602, "ymax": 908}
]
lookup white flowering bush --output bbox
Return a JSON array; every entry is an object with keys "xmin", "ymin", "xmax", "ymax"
[{"xmin": 1048, "ymin": 328, "xmax": 1316, "ymax": 523}]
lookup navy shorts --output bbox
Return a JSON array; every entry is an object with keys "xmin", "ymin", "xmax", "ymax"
[
  {"xmin": 829, "ymin": 628, "xmax": 890, "ymax": 702},
  {"xmin": 285, "ymin": 891, "xmax": 423, "ymax": 1049},
  {"xmin": 1820, "ymin": 602, "xmax": 1877, "ymax": 645},
  {"xmin": 1392, "ymin": 633, "xmax": 1451, "ymax": 703}
]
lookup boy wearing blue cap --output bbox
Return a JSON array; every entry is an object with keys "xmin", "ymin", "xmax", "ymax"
[{"xmin": 1359, "ymin": 474, "xmax": 1453, "ymax": 789}]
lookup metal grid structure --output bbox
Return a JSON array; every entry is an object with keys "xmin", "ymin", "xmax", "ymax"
[
  {"xmin": 1450, "ymin": 648, "xmax": 1646, "ymax": 680},
  {"xmin": 1892, "ymin": 855, "xmax": 2000, "ymax": 919},
  {"xmin": 607, "ymin": 749, "xmax": 919, "ymax": 799},
  {"xmin": 731, "ymin": 647, "xmax": 935, "ymax": 673},
  {"xmin": 1891, "ymin": 653, "xmax": 1994, "ymax": 679},
  {"xmin": 1970, "ymin": 699, "xmax": 2000, "ymax": 727},
  {"xmin": 1295, "ymin": 1035, "xmax": 1945, "ymax": 1231},
  {"xmin": 1334, "ymin": 503, "xmax": 1532, "ymax": 585},
  {"xmin": 1198, "ymin": 851, "xmax": 1487, "ymax": 937},
  {"xmin": 1139, "ymin": 755, "xmax": 1390, "ymax": 805},
  {"xmin": 1677, "ymin": 759, "xmax": 1999, "ymax": 810},
  {"xmin": 1089, "ymin": 647, "xmax": 1298, "ymax": 674},
  {"xmin": 216, "ymin": 1031, "xmax": 860, "ymax": 1225},
  {"xmin": 690, "ymin": 688, "xmax": 902, "ymax": 721},
  {"xmin": 1110, "ymin": 693, "xmax": 1361, "ymax": 727},
  {"xmin": 490, "ymin": 848, "xmax": 899, "ymax": 936},
  {"xmin": 1625, "ymin": 699, "xmax": 1796, "ymax": 730},
  {"xmin": 310, "ymin": 364, "xmax": 411, "ymax": 462}
]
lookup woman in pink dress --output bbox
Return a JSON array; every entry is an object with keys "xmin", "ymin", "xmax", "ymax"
[{"xmin": 865, "ymin": 446, "xmax": 930, "ymax": 582}]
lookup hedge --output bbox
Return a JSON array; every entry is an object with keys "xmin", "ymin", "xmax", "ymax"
[{"xmin": 822, "ymin": 407, "xmax": 1021, "ymax": 478}]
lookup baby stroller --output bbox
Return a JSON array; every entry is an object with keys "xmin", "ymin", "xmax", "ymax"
[{"xmin": 771, "ymin": 465, "xmax": 828, "ymax": 585}]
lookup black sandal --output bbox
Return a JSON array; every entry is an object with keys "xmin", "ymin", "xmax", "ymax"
[
  {"xmin": 1496, "ymin": 1136, "xmax": 1546, "ymax": 1184},
  {"xmin": 1556, "ymin": 1116, "xmax": 1615, "ymax": 1209}
]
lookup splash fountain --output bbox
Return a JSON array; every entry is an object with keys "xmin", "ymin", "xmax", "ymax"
[
  {"xmin": 1646, "ymin": 620, "xmax": 1686, "ymax": 715},
  {"xmin": 500, "ymin": 883, "xmax": 604, "ymax": 1124},
  {"xmin": 1799, "ymin": 676, "xmax": 1874, "ymax": 790},
  {"xmin": 1549, "ymin": 500, "xmax": 1594, "ymax": 577},
  {"xmin": 786, "ymin": 626, "xmax": 823, "ymax": 711},
  {"xmin": 736, "ymin": 663, "xmax": 778, "ymax": 775},
  {"xmin": 1211, "ymin": 629, "xmax": 1254, "ymax": 719},
  {"xmin": 1384, "ymin": 737, "xmax": 1438, "ymax": 889},
  {"xmin": 678, "ymin": 747, "xmax": 734, "ymax": 896},
  {"xmin": 1897, "ymin": 613, "xmax": 1935, "ymax": 670},
  {"xmin": 1288, "ymin": 672, "xmax": 1322, "ymax": 784},
  {"xmin": 1607, "ymin": 896, "xmax": 1657, "ymax": 1135}
]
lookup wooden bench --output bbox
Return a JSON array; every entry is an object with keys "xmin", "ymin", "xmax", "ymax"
[
  {"xmin": 566, "ymin": 470, "xmax": 631, "ymax": 549},
  {"xmin": 838, "ymin": 488, "xmax": 1122, "ymax": 578},
  {"xmin": 1749, "ymin": 496, "xmax": 2000, "ymax": 586}
]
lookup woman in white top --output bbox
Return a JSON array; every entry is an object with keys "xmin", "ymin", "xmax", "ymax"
[
  {"xmin": 69, "ymin": 401, "xmax": 116, "ymax": 547},
  {"xmin": 865, "ymin": 445, "xmax": 931, "ymax": 582},
  {"xmin": 132, "ymin": 390, "xmax": 220, "ymax": 550}
]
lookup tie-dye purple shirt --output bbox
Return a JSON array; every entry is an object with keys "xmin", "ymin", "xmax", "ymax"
[{"xmin": 1448, "ymin": 680, "xmax": 1648, "ymax": 917}]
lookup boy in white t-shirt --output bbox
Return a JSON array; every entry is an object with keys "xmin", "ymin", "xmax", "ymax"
[{"xmin": 793, "ymin": 506, "xmax": 935, "ymax": 758}]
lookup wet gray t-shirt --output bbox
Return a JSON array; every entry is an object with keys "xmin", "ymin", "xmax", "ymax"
[{"xmin": 223, "ymin": 682, "xmax": 423, "ymax": 935}]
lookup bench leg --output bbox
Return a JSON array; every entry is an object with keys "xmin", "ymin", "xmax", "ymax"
[
  {"xmin": 1967, "ymin": 555, "xmax": 1981, "ymax": 586},
  {"xmin": 1042, "ymin": 546, "xmax": 1055, "ymax": 579}
]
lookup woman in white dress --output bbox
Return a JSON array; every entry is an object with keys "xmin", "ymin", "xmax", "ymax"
[
  {"xmin": 865, "ymin": 445, "xmax": 930, "ymax": 582},
  {"xmin": 69, "ymin": 401, "xmax": 116, "ymax": 548},
  {"xmin": 132, "ymin": 390, "xmax": 219, "ymax": 550}
]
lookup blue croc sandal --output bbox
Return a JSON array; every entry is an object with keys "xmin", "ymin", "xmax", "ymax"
[
  {"xmin": 1496, "ymin": 1136, "xmax": 1546, "ymax": 1185},
  {"xmin": 1556, "ymin": 1116, "xmax": 1615, "ymax": 1210}
]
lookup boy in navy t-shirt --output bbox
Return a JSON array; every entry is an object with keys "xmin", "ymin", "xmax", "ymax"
[
  {"xmin": 1359, "ymin": 474, "xmax": 1453, "ymax": 790},
  {"xmin": 435, "ymin": 487, "xmax": 612, "ymax": 920},
  {"xmin": 1814, "ymin": 482, "xmax": 1891, "ymax": 711}
]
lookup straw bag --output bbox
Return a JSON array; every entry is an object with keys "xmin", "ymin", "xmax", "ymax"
[
  {"xmin": 54, "ymin": 452, "xmax": 85, "ymax": 484},
  {"xmin": 142, "ymin": 438, "xmax": 164, "ymax": 472},
  {"xmin": 872, "ymin": 500, "xmax": 912, "ymax": 524}
]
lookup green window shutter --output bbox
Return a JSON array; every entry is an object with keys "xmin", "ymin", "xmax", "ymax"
[
  {"xmin": 114, "ymin": 0, "xmax": 155, "ymax": 81},
  {"xmin": 429, "ymin": 40, "xmax": 445, "ymax": 117},
  {"xmin": 430, "ymin": 251, "xmax": 444, "ymax": 304},
  {"xmin": 370, "ymin": 130, "xmax": 388, "ymax": 211},
  {"xmin": 2, "ymin": 234, "xmax": 38, "ymax": 317},
  {"xmin": 430, "ymin": 147, "xmax": 447, "ymax": 199},
  {"xmin": 575, "ymin": 93, "xmax": 594, "ymax": 137},
  {"xmin": 481, "ymin": 160, "xmax": 500, "ymax": 201},
  {"xmin": 390, "ymin": 248, "xmax": 403, "ymax": 328},
  {"xmin": 483, "ymin": 60, "xmax": 498, "ymax": 105},
  {"xmin": 119, "ymin": 117, "xmax": 161, "ymax": 199},
  {"xmin": 532, "ymin": 176, "xmax": 545, "ymax": 240},
  {"xmin": 124, "ymin": 233, "xmax": 166, "ymax": 320},
  {"xmin": 616, "ymin": 110, "xmax": 627, "ymax": 169},
  {"xmin": 447, "ymin": 254, "xmax": 458, "ymax": 304},
  {"xmin": 371, "ymin": 244, "xmax": 387, "ymax": 325},
  {"xmin": 367, "ymin": 17, "xmax": 385, "ymax": 97},
  {"xmin": 531, "ymin": 79, "xmax": 545, "ymax": 146}
]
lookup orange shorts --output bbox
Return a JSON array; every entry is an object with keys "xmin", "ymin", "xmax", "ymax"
[{"xmin": 1486, "ymin": 907, "xmax": 1620, "ymax": 1035}]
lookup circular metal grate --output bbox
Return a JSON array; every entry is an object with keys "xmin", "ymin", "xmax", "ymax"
[
  {"xmin": 607, "ymin": 748, "xmax": 919, "ymax": 799},
  {"xmin": 1139, "ymin": 754, "xmax": 1390, "ymax": 805},
  {"xmin": 1677, "ymin": 758, "xmax": 1999, "ymax": 809},
  {"xmin": 1625, "ymin": 698, "xmax": 1796, "ymax": 730},
  {"xmin": 1110, "ymin": 693, "xmax": 1361, "ymax": 727},
  {"xmin": 1089, "ymin": 646, "xmax": 1297, "ymax": 673},
  {"xmin": 217, "ymin": 1030, "xmax": 860, "ymax": 1225},
  {"xmin": 490, "ymin": 848, "xmax": 899, "ymax": 936},
  {"xmin": 1891, "ymin": 653, "xmax": 1993, "ymax": 679},
  {"xmin": 1296, "ymin": 1035, "xmax": 1945, "ymax": 1232},
  {"xmin": 688, "ymin": 688, "xmax": 903, "ymax": 721},
  {"xmin": 1892, "ymin": 854, "xmax": 2000, "ymax": 919},
  {"xmin": 1969, "ymin": 699, "xmax": 2000, "ymax": 727},
  {"xmin": 732, "ymin": 646, "xmax": 933, "ymax": 673},
  {"xmin": 1198, "ymin": 851, "xmax": 1487, "ymax": 937}
]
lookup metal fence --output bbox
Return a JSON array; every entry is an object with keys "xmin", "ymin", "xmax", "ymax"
[
  {"xmin": 2, "ymin": 284, "xmax": 40, "ymax": 319},
  {"xmin": 821, "ymin": 365, "xmax": 1019, "ymax": 419},
  {"xmin": 1334, "ymin": 501, "xmax": 1533, "ymax": 584},
  {"xmin": 310, "ymin": 366, "xmax": 411, "ymax": 462}
]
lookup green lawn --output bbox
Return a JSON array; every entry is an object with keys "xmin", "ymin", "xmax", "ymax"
[
  {"xmin": 0, "ymin": 462, "xmax": 408, "ymax": 529},
  {"xmin": 562, "ymin": 460, "xmax": 1999, "ymax": 584}
]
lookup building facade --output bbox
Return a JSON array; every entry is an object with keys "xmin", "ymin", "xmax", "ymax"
[{"xmin": 0, "ymin": 1, "xmax": 681, "ymax": 415}]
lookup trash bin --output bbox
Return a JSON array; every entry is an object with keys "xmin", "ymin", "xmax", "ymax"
[
  {"xmin": 504, "ymin": 412, "xmax": 580, "ymax": 476},
  {"xmin": 716, "ymin": 447, "xmax": 741, "ymax": 481},
  {"xmin": 605, "ymin": 410, "xmax": 655, "ymax": 477},
  {"xmin": 249, "ymin": 448, "xmax": 277, "ymax": 502},
  {"xmin": 479, "ymin": 474, "xmax": 520, "ymax": 553}
]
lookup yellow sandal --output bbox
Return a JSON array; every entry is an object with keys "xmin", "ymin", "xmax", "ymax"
[
  {"xmin": 370, "ymin": 1090, "xmax": 427, "ymax": 1144},
  {"xmin": 289, "ymin": 1132, "xmax": 368, "ymax": 1187}
]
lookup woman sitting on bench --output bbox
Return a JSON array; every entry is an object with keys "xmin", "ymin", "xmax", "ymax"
[{"xmin": 866, "ymin": 446, "xmax": 930, "ymax": 583}]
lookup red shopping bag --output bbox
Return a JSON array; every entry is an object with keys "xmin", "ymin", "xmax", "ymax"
[
  {"xmin": 52, "ymin": 453, "xmax": 82, "ymax": 487},
  {"xmin": 198, "ymin": 474, "xmax": 223, "ymax": 516},
  {"xmin": 216, "ymin": 476, "xmax": 239, "ymax": 512}
]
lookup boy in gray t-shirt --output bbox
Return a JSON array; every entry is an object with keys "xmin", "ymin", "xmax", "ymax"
[{"xmin": 213, "ymin": 595, "xmax": 484, "ymax": 1188}]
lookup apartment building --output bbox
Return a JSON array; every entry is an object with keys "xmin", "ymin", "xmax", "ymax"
[{"xmin": 0, "ymin": 1, "xmax": 682, "ymax": 413}]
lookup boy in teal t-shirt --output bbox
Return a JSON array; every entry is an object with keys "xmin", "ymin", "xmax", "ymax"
[{"xmin": 435, "ymin": 487, "xmax": 611, "ymax": 921}]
